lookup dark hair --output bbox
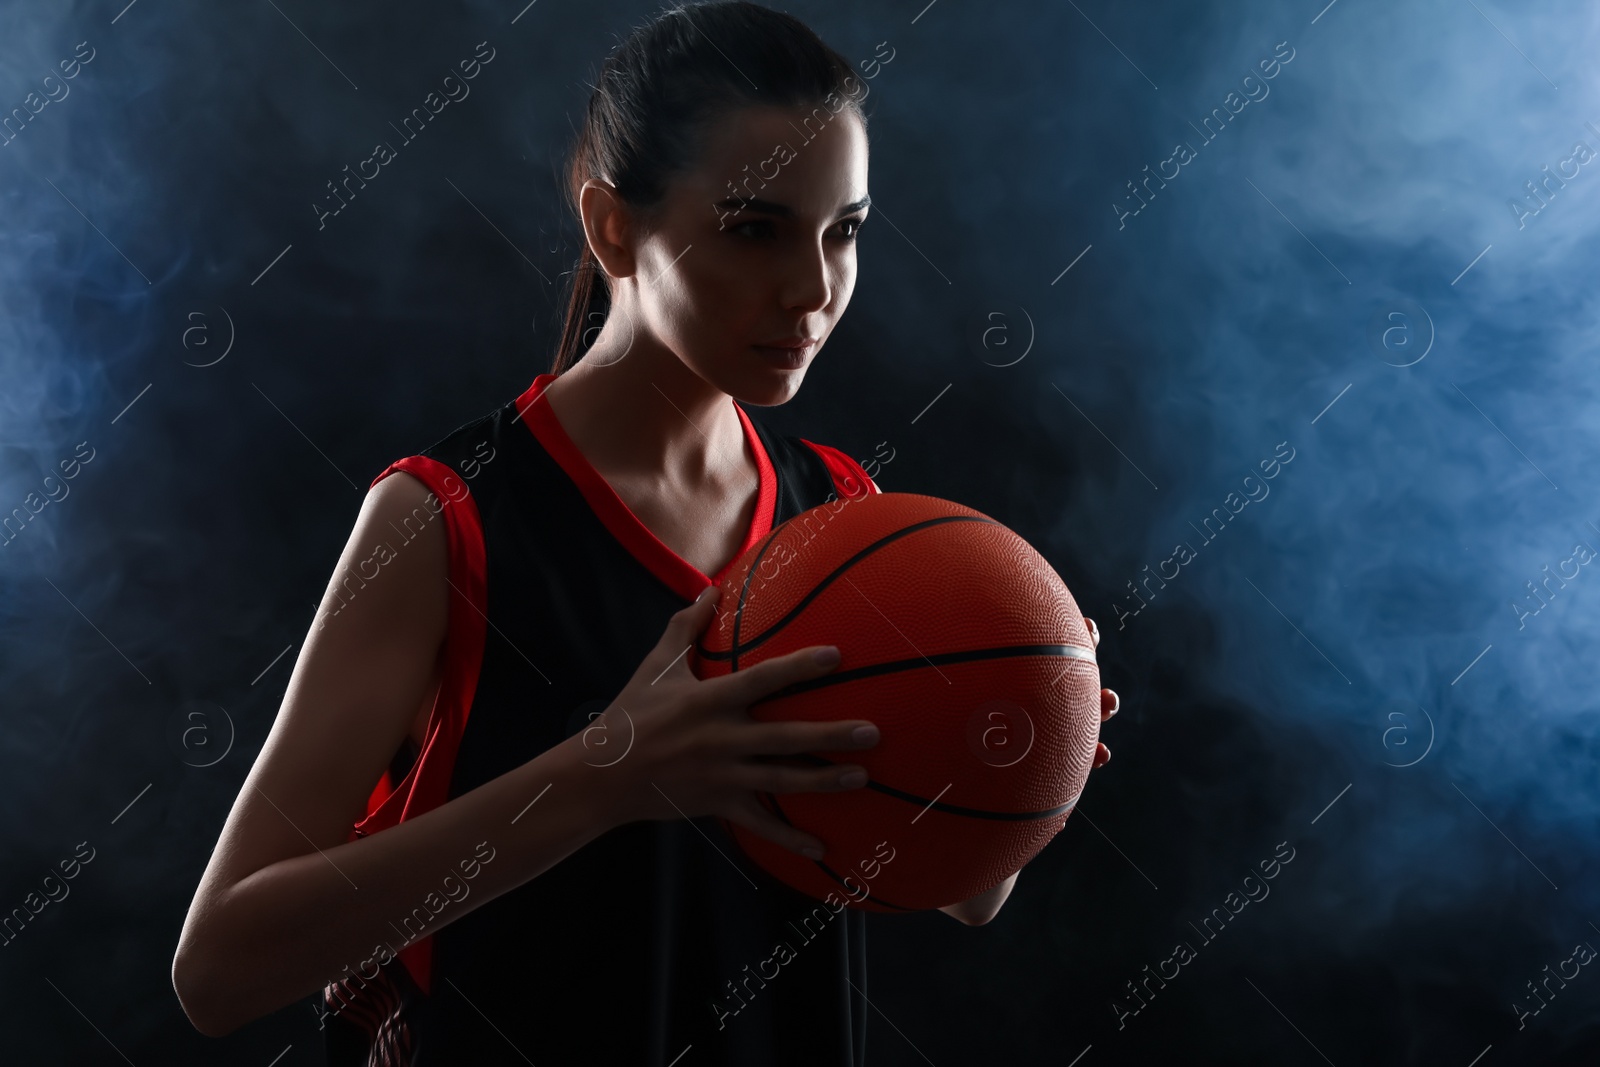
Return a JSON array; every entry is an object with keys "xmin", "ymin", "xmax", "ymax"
[{"xmin": 551, "ymin": 1, "xmax": 869, "ymax": 375}]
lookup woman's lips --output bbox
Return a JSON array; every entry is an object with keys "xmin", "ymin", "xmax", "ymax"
[{"xmin": 752, "ymin": 341, "xmax": 815, "ymax": 368}]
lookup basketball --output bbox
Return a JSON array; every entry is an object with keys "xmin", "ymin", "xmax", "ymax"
[{"xmin": 691, "ymin": 490, "xmax": 1102, "ymax": 913}]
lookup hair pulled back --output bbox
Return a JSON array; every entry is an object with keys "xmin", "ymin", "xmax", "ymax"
[{"xmin": 551, "ymin": 1, "xmax": 868, "ymax": 374}]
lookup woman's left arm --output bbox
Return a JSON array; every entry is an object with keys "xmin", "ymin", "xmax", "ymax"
[{"xmin": 938, "ymin": 614, "xmax": 1118, "ymax": 927}]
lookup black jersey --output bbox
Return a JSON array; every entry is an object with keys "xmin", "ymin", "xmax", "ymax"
[{"xmin": 319, "ymin": 371, "xmax": 882, "ymax": 1066}]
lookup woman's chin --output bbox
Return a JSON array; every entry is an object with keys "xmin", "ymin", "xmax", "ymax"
[{"xmin": 734, "ymin": 370, "xmax": 806, "ymax": 407}]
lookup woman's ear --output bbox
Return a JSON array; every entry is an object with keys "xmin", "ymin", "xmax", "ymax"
[{"xmin": 578, "ymin": 177, "xmax": 640, "ymax": 281}]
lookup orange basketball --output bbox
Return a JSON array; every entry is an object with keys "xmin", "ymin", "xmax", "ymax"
[{"xmin": 691, "ymin": 491, "xmax": 1101, "ymax": 913}]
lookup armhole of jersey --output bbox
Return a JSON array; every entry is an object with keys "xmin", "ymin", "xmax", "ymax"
[
  {"xmin": 797, "ymin": 438, "xmax": 881, "ymax": 500},
  {"xmin": 345, "ymin": 454, "xmax": 489, "ymax": 996}
]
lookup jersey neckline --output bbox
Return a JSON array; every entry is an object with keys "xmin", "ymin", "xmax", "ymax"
[{"xmin": 514, "ymin": 372, "xmax": 778, "ymax": 601}]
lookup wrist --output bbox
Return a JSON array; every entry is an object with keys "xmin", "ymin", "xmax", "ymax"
[{"xmin": 545, "ymin": 727, "xmax": 637, "ymax": 838}]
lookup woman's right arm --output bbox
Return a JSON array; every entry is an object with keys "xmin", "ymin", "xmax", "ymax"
[
  {"xmin": 170, "ymin": 470, "xmax": 624, "ymax": 1037},
  {"xmin": 172, "ymin": 468, "xmax": 884, "ymax": 1038}
]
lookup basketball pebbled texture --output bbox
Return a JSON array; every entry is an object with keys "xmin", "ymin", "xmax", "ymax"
[{"xmin": 692, "ymin": 491, "xmax": 1101, "ymax": 913}]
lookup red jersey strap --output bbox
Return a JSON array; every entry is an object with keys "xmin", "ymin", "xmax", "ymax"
[
  {"xmin": 797, "ymin": 439, "xmax": 881, "ymax": 501},
  {"xmin": 361, "ymin": 771, "xmax": 392, "ymax": 823},
  {"xmin": 346, "ymin": 454, "xmax": 490, "ymax": 996}
]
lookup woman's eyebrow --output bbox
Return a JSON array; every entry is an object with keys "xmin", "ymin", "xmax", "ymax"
[{"xmin": 714, "ymin": 194, "xmax": 872, "ymax": 220}]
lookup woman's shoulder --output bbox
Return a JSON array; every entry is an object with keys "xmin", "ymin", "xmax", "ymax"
[
  {"xmin": 739, "ymin": 410, "xmax": 881, "ymax": 505},
  {"xmin": 369, "ymin": 402, "xmax": 518, "ymax": 498},
  {"xmin": 785, "ymin": 434, "xmax": 880, "ymax": 500}
]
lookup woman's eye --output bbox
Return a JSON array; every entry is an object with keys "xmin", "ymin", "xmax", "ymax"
[{"xmin": 728, "ymin": 218, "xmax": 862, "ymax": 242}]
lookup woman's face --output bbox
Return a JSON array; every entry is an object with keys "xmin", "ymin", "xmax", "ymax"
[{"xmin": 617, "ymin": 102, "xmax": 870, "ymax": 406}]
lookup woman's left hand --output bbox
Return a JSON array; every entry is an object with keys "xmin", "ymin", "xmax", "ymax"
[
  {"xmin": 939, "ymin": 616, "xmax": 1117, "ymax": 926},
  {"xmin": 1085, "ymin": 616, "xmax": 1117, "ymax": 769}
]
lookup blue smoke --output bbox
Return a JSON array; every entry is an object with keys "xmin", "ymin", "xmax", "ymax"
[{"xmin": 5, "ymin": 0, "xmax": 1600, "ymax": 1062}]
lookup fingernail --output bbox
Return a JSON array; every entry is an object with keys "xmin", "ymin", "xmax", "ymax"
[
  {"xmin": 803, "ymin": 845, "xmax": 825, "ymax": 860},
  {"xmin": 698, "ymin": 585, "xmax": 718, "ymax": 603},
  {"xmin": 1108, "ymin": 689, "xmax": 1120, "ymax": 714},
  {"xmin": 812, "ymin": 646, "xmax": 841, "ymax": 667},
  {"xmin": 851, "ymin": 724, "xmax": 879, "ymax": 745}
]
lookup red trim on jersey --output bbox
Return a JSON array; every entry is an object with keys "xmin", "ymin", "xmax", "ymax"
[
  {"xmin": 363, "ymin": 770, "xmax": 392, "ymax": 820},
  {"xmin": 346, "ymin": 455, "xmax": 490, "ymax": 997},
  {"xmin": 515, "ymin": 373, "xmax": 778, "ymax": 601},
  {"xmin": 798, "ymin": 438, "xmax": 881, "ymax": 501}
]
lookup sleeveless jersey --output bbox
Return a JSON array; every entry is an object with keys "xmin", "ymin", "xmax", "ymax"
[{"xmin": 319, "ymin": 371, "xmax": 882, "ymax": 1066}]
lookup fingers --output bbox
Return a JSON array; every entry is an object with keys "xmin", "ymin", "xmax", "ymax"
[
  {"xmin": 679, "ymin": 584, "xmax": 721, "ymax": 635},
  {"xmin": 649, "ymin": 586, "xmax": 723, "ymax": 682},
  {"xmin": 721, "ymin": 793, "xmax": 829, "ymax": 860},
  {"xmin": 731, "ymin": 757, "xmax": 869, "ymax": 796},
  {"xmin": 1094, "ymin": 671, "xmax": 1114, "ymax": 769},
  {"xmin": 1096, "ymin": 687, "xmax": 1117, "ymax": 770},
  {"xmin": 1084, "ymin": 615, "xmax": 1100, "ymax": 649},
  {"xmin": 739, "ymin": 719, "xmax": 879, "ymax": 758},
  {"xmin": 705, "ymin": 643, "xmax": 841, "ymax": 708}
]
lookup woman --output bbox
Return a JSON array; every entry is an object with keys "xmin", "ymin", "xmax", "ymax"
[{"xmin": 172, "ymin": 3, "xmax": 1117, "ymax": 1063}]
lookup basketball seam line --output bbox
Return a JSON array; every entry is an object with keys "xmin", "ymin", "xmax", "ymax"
[
  {"xmin": 779, "ymin": 753, "xmax": 1083, "ymax": 822},
  {"xmin": 765, "ymin": 792, "xmax": 917, "ymax": 911},
  {"xmin": 749, "ymin": 643, "xmax": 1096, "ymax": 705},
  {"xmin": 707, "ymin": 513, "xmax": 1001, "ymax": 665}
]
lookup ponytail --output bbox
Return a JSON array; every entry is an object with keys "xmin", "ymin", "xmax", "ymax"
[{"xmin": 552, "ymin": 245, "xmax": 610, "ymax": 375}]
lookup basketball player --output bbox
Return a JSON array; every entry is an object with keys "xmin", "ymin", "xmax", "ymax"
[{"xmin": 172, "ymin": 4, "xmax": 1117, "ymax": 1063}]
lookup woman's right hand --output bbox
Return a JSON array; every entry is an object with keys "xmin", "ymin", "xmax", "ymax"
[{"xmin": 584, "ymin": 585, "xmax": 879, "ymax": 861}]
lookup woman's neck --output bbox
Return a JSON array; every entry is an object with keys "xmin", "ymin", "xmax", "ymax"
[{"xmin": 540, "ymin": 327, "xmax": 750, "ymax": 492}]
